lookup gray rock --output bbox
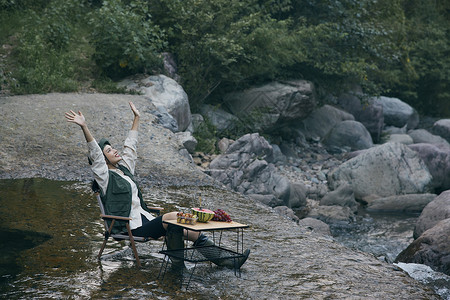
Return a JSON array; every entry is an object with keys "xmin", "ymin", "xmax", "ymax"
[
  {"xmin": 190, "ymin": 114, "xmax": 205, "ymax": 131},
  {"xmin": 409, "ymin": 143, "xmax": 450, "ymax": 191},
  {"xmin": 414, "ymin": 190, "xmax": 450, "ymax": 239},
  {"xmin": 366, "ymin": 194, "xmax": 436, "ymax": 213},
  {"xmin": 268, "ymin": 144, "xmax": 286, "ymax": 164},
  {"xmin": 175, "ymin": 131, "xmax": 197, "ymax": 154},
  {"xmin": 247, "ymin": 194, "xmax": 280, "ymax": 207},
  {"xmin": 338, "ymin": 91, "xmax": 384, "ymax": 143},
  {"xmin": 323, "ymin": 120, "xmax": 373, "ymax": 153},
  {"xmin": 320, "ymin": 183, "xmax": 358, "ymax": 212},
  {"xmin": 151, "ymin": 105, "xmax": 179, "ymax": 132},
  {"xmin": 274, "ymin": 206, "xmax": 300, "ymax": 223},
  {"xmin": 328, "ymin": 143, "xmax": 433, "ymax": 200},
  {"xmin": 432, "ymin": 119, "xmax": 450, "ymax": 142},
  {"xmin": 223, "ymin": 80, "xmax": 317, "ymax": 130},
  {"xmin": 307, "ymin": 205, "xmax": 355, "ymax": 223},
  {"xmin": 385, "ymin": 134, "xmax": 413, "ymax": 145},
  {"xmin": 119, "ymin": 74, "xmax": 192, "ymax": 131},
  {"xmin": 384, "ymin": 125, "xmax": 407, "ymax": 135},
  {"xmin": 297, "ymin": 105, "xmax": 354, "ymax": 141},
  {"xmin": 200, "ymin": 104, "xmax": 239, "ymax": 132},
  {"xmin": 162, "ymin": 52, "xmax": 180, "ymax": 82},
  {"xmin": 217, "ymin": 137, "xmax": 234, "ymax": 154},
  {"xmin": 374, "ymin": 96, "xmax": 419, "ymax": 129},
  {"xmin": 225, "ymin": 133, "xmax": 273, "ymax": 157},
  {"xmin": 287, "ymin": 183, "xmax": 307, "ymax": 208},
  {"xmin": 396, "ymin": 218, "xmax": 450, "ymax": 276},
  {"xmin": 408, "ymin": 129, "xmax": 450, "ymax": 146},
  {"xmin": 298, "ymin": 217, "xmax": 332, "ymax": 236}
]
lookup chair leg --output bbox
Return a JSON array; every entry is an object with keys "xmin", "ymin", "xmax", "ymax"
[
  {"xmin": 98, "ymin": 219, "xmax": 115, "ymax": 260},
  {"xmin": 126, "ymin": 223, "xmax": 141, "ymax": 268},
  {"xmin": 98, "ymin": 239, "xmax": 108, "ymax": 259}
]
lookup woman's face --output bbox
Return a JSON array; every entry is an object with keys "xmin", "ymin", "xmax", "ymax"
[{"xmin": 103, "ymin": 145, "xmax": 122, "ymax": 165}]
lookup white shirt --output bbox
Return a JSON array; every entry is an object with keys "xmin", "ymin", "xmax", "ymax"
[{"xmin": 88, "ymin": 130, "xmax": 154, "ymax": 230}]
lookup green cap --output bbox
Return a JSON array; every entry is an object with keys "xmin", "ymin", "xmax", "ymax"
[{"xmin": 98, "ymin": 138, "xmax": 111, "ymax": 152}]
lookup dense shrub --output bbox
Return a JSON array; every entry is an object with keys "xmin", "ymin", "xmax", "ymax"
[{"xmin": 89, "ymin": 0, "xmax": 167, "ymax": 78}]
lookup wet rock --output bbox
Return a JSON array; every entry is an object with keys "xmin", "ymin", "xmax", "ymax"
[
  {"xmin": 366, "ymin": 193, "xmax": 436, "ymax": 213},
  {"xmin": 408, "ymin": 129, "xmax": 450, "ymax": 146},
  {"xmin": 297, "ymin": 105, "xmax": 354, "ymax": 141},
  {"xmin": 414, "ymin": 190, "xmax": 450, "ymax": 239},
  {"xmin": 322, "ymin": 120, "xmax": 373, "ymax": 153},
  {"xmin": 408, "ymin": 143, "xmax": 450, "ymax": 192},
  {"xmin": 328, "ymin": 142, "xmax": 433, "ymax": 200},
  {"xmin": 374, "ymin": 96, "xmax": 419, "ymax": 129},
  {"xmin": 307, "ymin": 204, "xmax": 355, "ymax": 223},
  {"xmin": 396, "ymin": 218, "xmax": 450, "ymax": 276},
  {"xmin": 432, "ymin": 119, "xmax": 450, "ymax": 142},
  {"xmin": 119, "ymin": 74, "xmax": 192, "ymax": 131},
  {"xmin": 319, "ymin": 183, "xmax": 358, "ymax": 212}
]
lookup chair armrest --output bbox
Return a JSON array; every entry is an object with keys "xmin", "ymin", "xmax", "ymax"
[
  {"xmin": 147, "ymin": 206, "xmax": 164, "ymax": 216},
  {"xmin": 100, "ymin": 214, "xmax": 132, "ymax": 221}
]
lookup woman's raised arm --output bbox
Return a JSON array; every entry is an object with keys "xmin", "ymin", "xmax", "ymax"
[
  {"xmin": 129, "ymin": 102, "xmax": 140, "ymax": 131},
  {"xmin": 64, "ymin": 110, "xmax": 94, "ymax": 143}
]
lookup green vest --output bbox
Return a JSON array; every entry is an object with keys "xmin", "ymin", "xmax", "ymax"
[{"xmin": 100, "ymin": 165, "xmax": 152, "ymax": 234}]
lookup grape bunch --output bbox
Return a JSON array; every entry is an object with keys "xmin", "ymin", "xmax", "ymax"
[{"xmin": 213, "ymin": 209, "xmax": 232, "ymax": 222}]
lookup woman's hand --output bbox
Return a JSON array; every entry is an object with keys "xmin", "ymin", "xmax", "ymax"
[
  {"xmin": 65, "ymin": 110, "xmax": 87, "ymax": 127},
  {"xmin": 129, "ymin": 102, "xmax": 140, "ymax": 118},
  {"xmin": 64, "ymin": 110, "xmax": 94, "ymax": 142}
]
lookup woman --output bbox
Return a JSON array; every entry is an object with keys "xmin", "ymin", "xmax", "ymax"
[{"xmin": 65, "ymin": 102, "xmax": 249, "ymax": 269}]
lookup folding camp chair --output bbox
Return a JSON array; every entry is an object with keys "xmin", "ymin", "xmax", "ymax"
[{"xmin": 95, "ymin": 193, "xmax": 164, "ymax": 267}]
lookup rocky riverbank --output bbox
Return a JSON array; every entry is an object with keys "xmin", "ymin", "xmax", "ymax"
[{"xmin": 0, "ymin": 93, "xmax": 441, "ymax": 298}]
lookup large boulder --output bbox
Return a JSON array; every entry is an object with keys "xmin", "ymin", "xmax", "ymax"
[
  {"xmin": 408, "ymin": 129, "xmax": 450, "ymax": 146},
  {"xmin": 223, "ymin": 80, "xmax": 317, "ymax": 131},
  {"xmin": 374, "ymin": 96, "xmax": 419, "ymax": 129},
  {"xmin": 298, "ymin": 217, "xmax": 332, "ymax": 236},
  {"xmin": 432, "ymin": 119, "xmax": 450, "ymax": 143},
  {"xmin": 338, "ymin": 91, "xmax": 384, "ymax": 143},
  {"xmin": 322, "ymin": 120, "xmax": 373, "ymax": 153},
  {"xmin": 328, "ymin": 143, "xmax": 433, "ymax": 200},
  {"xmin": 414, "ymin": 190, "xmax": 450, "ymax": 239},
  {"xmin": 297, "ymin": 105, "xmax": 354, "ymax": 141},
  {"xmin": 366, "ymin": 194, "xmax": 436, "ymax": 213},
  {"xmin": 209, "ymin": 133, "xmax": 305, "ymax": 208},
  {"xmin": 200, "ymin": 104, "xmax": 239, "ymax": 132},
  {"xmin": 396, "ymin": 218, "xmax": 450, "ymax": 276},
  {"xmin": 119, "ymin": 74, "xmax": 192, "ymax": 131},
  {"xmin": 319, "ymin": 183, "xmax": 358, "ymax": 212},
  {"xmin": 408, "ymin": 143, "xmax": 450, "ymax": 192}
]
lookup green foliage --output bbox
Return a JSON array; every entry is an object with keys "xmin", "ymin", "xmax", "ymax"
[
  {"xmin": 192, "ymin": 118, "xmax": 218, "ymax": 154},
  {"xmin": 9, "ymin": 0, "xmax": 90, "ymax": 94},
  {"xmin": 88, "ymin": 0, "xmax": 167, "ymax": 78},
  {"xmin": 1, "ymin": 0, "xmax": 448, "ymax": 117},
  {"xmin": 148, "ymin": 0, "xmax": 298, "ymax": 110}
]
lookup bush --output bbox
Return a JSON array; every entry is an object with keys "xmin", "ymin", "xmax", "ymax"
[{"xmin": 89, "ymin": 0, "xmax": 167, "ymax": 78}]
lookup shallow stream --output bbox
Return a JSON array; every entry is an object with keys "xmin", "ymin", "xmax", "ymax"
[{"xmin": 0, "ymin": 178, "xmax": 442, "ymax": 299}]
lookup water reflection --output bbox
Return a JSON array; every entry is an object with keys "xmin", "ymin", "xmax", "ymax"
[{"xmin": 0, "ymin": 178, "xmax": 440, "ymax": 299}]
